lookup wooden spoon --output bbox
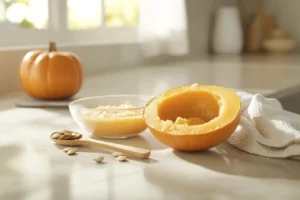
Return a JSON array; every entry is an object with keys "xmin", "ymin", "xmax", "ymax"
[{"xmin": 50, "ymin": 133, "xmax": 151, "ymax": 159}]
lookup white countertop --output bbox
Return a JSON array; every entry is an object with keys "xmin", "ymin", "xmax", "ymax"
[{"xmin": 1, "ymin": 58, "xmax": 300, "ymax": 200}]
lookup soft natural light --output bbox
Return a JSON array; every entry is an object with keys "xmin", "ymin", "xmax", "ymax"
[
  {"xmin": 67, "ymin": 0, "xmax": 101, "ymax": 30},
  {"xmin": 4, "ymin": 0, "xmax": 48, "ymax": 29},
  {"xmin": 0, "ymin": 1, "xmax": 5, "ymax": 21},
  {"xmin": 27, "ymin": 0, "xmax": 48, "ymax": 29},
  {"xmin": 0, "ymin": 0, "xmax": 140, "ymax": 46},
  {"xmin": 5, "ymin": 3, "xmax": 27, "ymax": 23},
  {"xmin": 2, "ymin": 0, "xmax": 139, "ymax": 29},
  {"xmin": 105, "ymin": 0, "xmax": 139, "ymax": 27}
]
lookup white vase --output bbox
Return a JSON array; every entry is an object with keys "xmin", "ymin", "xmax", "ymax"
[{"xmin": 212, "ymin": 6, "xmax": 243, "ymax": 54}]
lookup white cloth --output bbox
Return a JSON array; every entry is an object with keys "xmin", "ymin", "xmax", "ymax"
[
  {"xmin": 227, "ymin": 91, "xmax": 300, "ymax": 159},
  {"xmin": 138, "ymin": 0, "xmax": 189, "ymax": 57}
]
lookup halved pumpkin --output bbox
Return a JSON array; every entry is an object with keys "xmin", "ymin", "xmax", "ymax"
[{"xmin": 143, "ymin": 83, "xmax": 241, "ymax": 151}]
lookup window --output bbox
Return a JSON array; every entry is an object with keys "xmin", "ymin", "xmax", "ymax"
[{"xmin": 0, "ymin": 0, "xmax": 139, "ymax": 47}]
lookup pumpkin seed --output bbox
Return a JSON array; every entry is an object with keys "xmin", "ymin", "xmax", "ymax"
[
  {"xmin": 63, "ymin": 147, "xmax": 73, "ymax": 152},
  {"xmin": 111, "ymin": 152, "xmax": 124, "ymax": 157},
  {"xmin": 94, "ymin": 156, "xmax": 104, "ymax": 163},
  {"xmin": 64, "ymin": 132, "xmax": 72, "ymax": 136},
  {"xmin": 67, "ymin": 148, "xmax": 77, "ymax": 155},
  {"xmin": 62, "ymin": 135, "xmax": 70, "ymax": 140},
  {"xmin": 61, "ymin": 129, "xmax": 72, "ymax": 133},
  {"xmin": 51, "ymin": 130, "xmax": 83, "ymax": 140},
  {"xmin": 116, "ymin": 156, "xmax": 127, "ymax": 162},
  {"xmin": 75, "ymin": 134, "xmax": 82, "ymax": 139},
  {"xmin": 51, "ymin": 132, "xmax": 62, "ymax": 139},
  {"xmin": 58, "ymin": 135, "xmax": 67, "ymax": 140},
  {"xmin": 71, "ymin": 132, "xmax": 77, "ymax": 137}
]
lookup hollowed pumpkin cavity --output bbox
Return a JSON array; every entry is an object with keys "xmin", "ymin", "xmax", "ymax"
[
  {"xmin": 157, "ymin": 91, "xmax": 220, "ymax": 125},
  {"xmin": 144, "ymin": 84, "xmax": 241, "ymax": 151}
]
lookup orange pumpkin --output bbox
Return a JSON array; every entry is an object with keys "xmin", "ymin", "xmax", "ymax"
[
  {"xmin": 144, "ymin": 84, "xmax": 241, "ymax": 151},
  {"xmin": 19, "ymin": 42, "xmax": 83, "ymax": 100}
]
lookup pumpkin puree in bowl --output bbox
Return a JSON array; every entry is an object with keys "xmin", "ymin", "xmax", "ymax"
[
  {"xmin": 69, "ymin": 95, "xmax": 151, "ymax": 139},
  {"xmin": 81, "ymin": 104, "xmax": 147, "ymax": 138}
]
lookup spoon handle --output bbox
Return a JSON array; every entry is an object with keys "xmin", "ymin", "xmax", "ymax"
[{"xmin": 82, "ymin": 140, "xmax": 151, "ymax": 159}]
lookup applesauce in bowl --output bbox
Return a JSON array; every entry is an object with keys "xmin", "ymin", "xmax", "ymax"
[{"xmin": 69, "ymin": 95, "xmax": 152, "ymax": 139}]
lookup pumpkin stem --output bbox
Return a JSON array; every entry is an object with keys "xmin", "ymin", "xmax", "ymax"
[{"xmin": 49, "ymin": 42, "xmax": 57, "ymax": 52}]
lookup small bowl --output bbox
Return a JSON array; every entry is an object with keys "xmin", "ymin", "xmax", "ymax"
[
  {"xmin": 263, "ymin": 39, "xmax": 295, "ymax": 53},
  {"xmin": 69, "ymin": 95, "xmax": 152, "ymax": 139}
]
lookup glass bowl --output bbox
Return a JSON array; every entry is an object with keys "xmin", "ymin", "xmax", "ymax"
[{"xmin": 68, "ymin": 95, "xmax": 153, "ymax": 139}]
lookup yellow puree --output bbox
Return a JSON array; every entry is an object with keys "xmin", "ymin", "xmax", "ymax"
[{"xmin": 82, "ymin": 104, "xmax": 146, "ymax": 137}]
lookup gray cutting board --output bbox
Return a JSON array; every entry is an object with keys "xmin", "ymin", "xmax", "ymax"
[{"xmin": 15, "ymin": 96, "xmax": 80, "ymax": 108}]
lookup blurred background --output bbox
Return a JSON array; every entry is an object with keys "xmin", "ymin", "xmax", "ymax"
[
  {"xmin": 0, "ymin": 0, "xmax": 299, "ymax": 94},
  {"xmin": 0, "ymin": 0, "xmax": 140, "ymax": 29}
]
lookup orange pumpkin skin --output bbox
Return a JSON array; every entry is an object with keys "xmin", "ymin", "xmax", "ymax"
[
  {"xmin": 147, "ymin": 113, "xmax": 240, "ymax": 151},
  {"xmin": 19, "ymin": 45, "xmax": 83, "ymax": 100}
]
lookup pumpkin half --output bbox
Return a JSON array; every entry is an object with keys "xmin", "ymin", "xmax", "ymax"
[
  {"xmin": 143, "ymin": 84, "xmax": 241, "ymax": 151},
  {"xmin": 19, "ymin": 42, "xmax": 83, "ymax": 100}
]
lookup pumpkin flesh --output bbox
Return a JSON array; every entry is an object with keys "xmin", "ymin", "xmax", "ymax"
[{"xmin": 144, "ymin": 84, "xmax": 241, "ymax": 151}]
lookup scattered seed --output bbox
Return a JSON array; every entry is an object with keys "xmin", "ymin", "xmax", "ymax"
[
  {"xmin": 111, "ymin": 152, "xmax": 124, "ymax": 157},
  {"xmin": 116, "ymin": 156, "xmax": 127, "ymax": 162},
  {"xmin": 67, "ymin": 148, "xmax": 77, "ymax": 155},
  {"xmin": 94, "ymin": 156, "xmax": 104, "ymax": 163},
  {"xmin": 63, "ymin": 147, "xmax": 72, "ymax": 152}
]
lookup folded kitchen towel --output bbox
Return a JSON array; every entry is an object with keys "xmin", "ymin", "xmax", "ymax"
[{"xmin": 227, "ymin": 90, "xmax": 300, "ymax": 159}]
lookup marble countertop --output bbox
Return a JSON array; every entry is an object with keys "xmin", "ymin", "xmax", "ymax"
[{"xmin": 1, "ymin": 57, "xmax": 300, "ymax": 200}]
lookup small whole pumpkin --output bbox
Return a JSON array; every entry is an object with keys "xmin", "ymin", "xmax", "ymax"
[{"xmin": 19, "ymin": 42, "xmax": 83, "ymax": 100}]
